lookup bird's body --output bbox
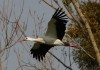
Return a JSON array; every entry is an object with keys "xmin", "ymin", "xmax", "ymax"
[
  {"xmin": 17, "ymin": 8, "xmax": 77, "ymax": 61},
  {"xmin": 42, "ymin": 36, "xmax": 63, "ymax": 45}
]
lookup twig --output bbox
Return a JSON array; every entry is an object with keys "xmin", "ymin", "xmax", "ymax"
[
  {"xmin": 48, "ymin": 51, "xmax": 73, "ymax": 70},
  {"xmin": 42, "ymin": 0, "xmax": 56, "ymax": 10},
  {"xmin": 66, "ymin": 34, "xmax": 95, "ymax": 60}
]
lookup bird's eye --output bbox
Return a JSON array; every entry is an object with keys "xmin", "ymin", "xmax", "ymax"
[{"xmin": 26, "ymin": 38, "xmax": 28, "ymax": 39}]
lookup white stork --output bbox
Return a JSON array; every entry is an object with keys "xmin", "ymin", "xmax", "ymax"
[{"xmin": 17, "ymin": 8, "xmax": 77, "ymax": 61}]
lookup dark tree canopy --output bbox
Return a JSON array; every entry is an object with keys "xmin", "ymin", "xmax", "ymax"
[{"xmin": 67, "ymin": 2, "xmax": 100, "ymax": 70}]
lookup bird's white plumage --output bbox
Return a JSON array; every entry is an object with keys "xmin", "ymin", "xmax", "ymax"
[{"xmin": 54, "ymin": 39, "xmax": 64, "ymax": 45}]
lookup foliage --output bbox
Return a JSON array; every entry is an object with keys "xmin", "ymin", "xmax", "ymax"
[{"xmin": 67, "ymin": 2, "xmax": 100, "ymax": 70}]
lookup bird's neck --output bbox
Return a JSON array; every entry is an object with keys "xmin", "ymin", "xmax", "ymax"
[{"xmin": 31, "ymin": 38, "xmax": 45, "ymax": 43}]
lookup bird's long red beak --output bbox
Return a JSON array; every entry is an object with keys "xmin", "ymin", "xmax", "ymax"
[{"xmin": 17, "ymin": 39, "xmax": 26, "ymax": 42}]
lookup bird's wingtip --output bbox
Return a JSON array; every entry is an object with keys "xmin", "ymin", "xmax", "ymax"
[{"xmin": 53, "ymin": 8, "xmax": 68, "ymax": 23}]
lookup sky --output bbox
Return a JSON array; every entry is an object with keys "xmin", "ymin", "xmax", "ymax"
[{"xmin": 0, "ymin": 0, "xmax": 80, "ymax": 70}]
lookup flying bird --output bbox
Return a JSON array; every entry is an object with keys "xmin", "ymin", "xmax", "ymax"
[{"xmin": 17, "ymin": 8, "xmax": 77, "ymax": 61}]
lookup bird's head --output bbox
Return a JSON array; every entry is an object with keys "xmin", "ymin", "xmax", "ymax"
[{"xmin": 17, "ymin": 37, "xmax": 33, "ymax": 42}]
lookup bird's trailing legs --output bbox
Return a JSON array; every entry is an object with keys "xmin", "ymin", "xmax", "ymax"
[{"xmin": 64, "ymin": 42, "xmax": 79, "ymax": 48}]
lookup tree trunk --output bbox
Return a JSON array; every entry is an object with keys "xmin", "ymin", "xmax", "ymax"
[
  {"xmin": 72, "ymin": 0, "xmax": 100, "ymax": 66},
  {"xmin": 0, "ymin": 58, "xmax": 2, "ymax": 70},
  {"xmin": 0, "ymin": 46, "xmax": 2, "ymax": 70}
]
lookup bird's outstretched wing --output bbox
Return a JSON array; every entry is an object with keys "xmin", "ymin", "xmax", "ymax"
[
  {"xmin": 30, "ymin": 43, "xmax": 53, "ymax": 61},
  {"xmin": 45, "ymin": 8, "xmax": 68, "ymax": 40}
]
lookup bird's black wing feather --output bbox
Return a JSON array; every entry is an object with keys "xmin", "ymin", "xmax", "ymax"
[
  {"xmin": 45, "ymin": 8, "xmax": 68, "ymax": 40},
  {"xmin": 30, "ymin": 43, "xmax": 53, "ymax": 61}
]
